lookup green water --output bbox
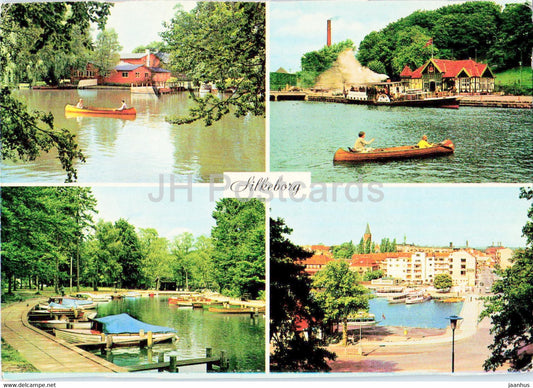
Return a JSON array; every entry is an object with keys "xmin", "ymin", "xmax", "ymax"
[
  {"xmin": 271, "ymin": 101, "xmax": 533, "ymax": 183},
  {"xmin": 94, "ymin": 296, "xmax": 265, "ymax": 373},
  {"xmin": 2, "ymin": 89, "xmax": 265, "ymax": 183}
]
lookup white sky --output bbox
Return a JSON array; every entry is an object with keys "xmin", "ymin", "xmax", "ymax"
[
  {"xmin": 92, "ymin": 185, "xmax": 221, "ymax": 241},
  {"xmin": 93, "ymin": 1, "xmax": 196, "ymax": 53}
]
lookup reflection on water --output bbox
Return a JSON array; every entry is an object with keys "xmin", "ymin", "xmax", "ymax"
[
  {"xmin": 369, "ymin": 298, "xmax": 463, "ymax": 329},
  {"xmin": 94, "ymin": 296, "xmax": 265, "ymax": 373},
  {"xmin": 2, "ymin": 89, "xmax": 265, "ymax": 183},
  {"xmin": 271, "ymin": 101, "xmax": 533, "ymax": 183}
]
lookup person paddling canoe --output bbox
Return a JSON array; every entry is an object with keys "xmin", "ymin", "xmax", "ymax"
[
  {"xmin": 417, "ymin": 135, "xmax": 433, "ymax": 149},
  {"xmin": 350, "ymin": 131, "xmax": 375, "ymax": 153},
  {"xmin": 76, "ymin": 99, "xmax": 84, "ymax": 109},
  {"xmin": 116, "ymin": 100, "xmax": 128, "ymax": 111}
]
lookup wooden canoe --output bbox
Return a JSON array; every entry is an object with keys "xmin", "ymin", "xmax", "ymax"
[
  {"xmin": 333, "ymin": 139, "xmax": 454, "ymax": 163},
  {"xmin": 65, "ymin": 104, "xmax": 137, "ymax": 116}
]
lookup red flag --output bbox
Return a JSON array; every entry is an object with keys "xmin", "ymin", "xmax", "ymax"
[{"xmin": 424, "ymin": 38, "xmax": 433, "ymax": 48}]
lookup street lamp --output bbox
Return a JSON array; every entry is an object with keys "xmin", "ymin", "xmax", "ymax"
[{"xmin": 446, "ymin": 315, "xmax": 463, "ymax": 373}]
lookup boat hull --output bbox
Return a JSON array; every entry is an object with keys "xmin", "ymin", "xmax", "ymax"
[
  {"xmin": 54, "ymin": 328, "xmax": 176, "ymax": 345},
  {"xmin": 334, "ymin": 140, "xmax": 454, "ymax": 163},
  {"xmin": 376, "ymin": 96, "xmax": 460, "ymax": 109},
  {"xmin": 65, "ymin": 104, "xmax": 136, "ymax": 116},
  {"xmin": 208, "ymin": 306, "xmax": 265, "ymax": 314}
]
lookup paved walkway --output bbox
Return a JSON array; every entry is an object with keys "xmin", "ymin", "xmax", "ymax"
[{"xmin": 1, "ymin": 299, "xmax": 127, "ymax": 373}]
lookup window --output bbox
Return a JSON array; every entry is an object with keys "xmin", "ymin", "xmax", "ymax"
[
  {"xmin": 135, "ymin": 72, "xmax": 140, "ymax": 78},
  {"xmin": 122, "ymin": 72, "xmax": 128, "ymax": 78}
]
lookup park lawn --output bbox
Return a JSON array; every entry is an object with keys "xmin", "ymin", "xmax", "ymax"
[
  {"xmin": 494, "ymin": 66, "xmax": 532, "ymax": 87},
  {"xmin": 1, "ymin": 339, "xmax": 38, "ymax": 373}
]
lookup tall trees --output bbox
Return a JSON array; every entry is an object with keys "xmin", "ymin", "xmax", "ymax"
[
  {"xmin": 171, "ymin": 233, "xmax": 215, "ymax": 291},
  {"xmin": 481, "ymin": 187, "xmax": 533, "ymax": 371},
  {"xmin": 139, "ymin": 228, "xmax": 172, "ymax": 291},
  {"xmin": 270, "ymin": 218, "xmax": 336, "ymax": 372},
  {"xmin": 312, "ymin": 260, "xmax": 371, "ymax": 347},
  {"xmin": 0, "ymin": 2, "xmax": 112, "ymax": 181},
  {"xmin": 211, "ymin": 198, "xmax": 265, "ymax": 299},
  {"xmin": 161, "ymin": 2, "xmax": 265, "ymax": 125},
  {"xmin": 92, "ymin": 29, "xmax": 122, "ymax": 77},
  {"xmin": 115, "ymin": 219, "xmax": 143, "ymax": 289},
  {"xmin": 331, "ymin": 241, "xmax": 356, "ymax": 259},
  {"xmin": 1, "ymin": 187, "xmax": 97, "ymax": 293},
  {"xmin": 356, "ymin": 1, "xmax": 533, "ymax": 77}
]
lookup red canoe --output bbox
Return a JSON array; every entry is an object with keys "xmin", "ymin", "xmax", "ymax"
[
  {"xmin": 333, "ymin": 139, "xmax": 455, "ymax": 163},
  {"xmin": 65, "ymin": 104, "xmax": 136, "ymax": 116}
]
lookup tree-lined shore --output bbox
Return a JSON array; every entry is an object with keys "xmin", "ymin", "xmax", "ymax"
[{"xmin": 1, "ymin": 188, "xmax": 265, "ymax": 301}]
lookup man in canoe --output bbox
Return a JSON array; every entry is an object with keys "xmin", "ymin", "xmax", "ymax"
[
  {"xmin": 75, "ymin": 99, "xmax": 84, "ymax": 109},
  {"xmin": 116, "ymin": 100, "xmax": 128, "ymax": 111},
  {"xmin": 351, "ymin": 131, "xmax": 375, "ymax": 153},
  {"xmin": 417, "ymin": 135, "xmax": 433, "ymax": 149}
]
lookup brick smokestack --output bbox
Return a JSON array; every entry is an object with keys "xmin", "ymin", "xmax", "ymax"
[{"xmin": 327, "ymin": 19, "xmax": 331, "ymax": 47}]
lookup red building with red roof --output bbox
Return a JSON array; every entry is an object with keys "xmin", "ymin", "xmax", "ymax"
[
  {"xmin": 298, "ymin": 254, "xmax": 335, "ymax": 276},
  {"xmin": 104, "ymin": 50, "xmax": 172, "ymax": 87},
  {"xmin": 400, "ymin": 58, "xmax": 495, "ymax": 94}
]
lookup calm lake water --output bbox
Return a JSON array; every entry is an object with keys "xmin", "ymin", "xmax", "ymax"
[
  {"xmin": 94, "ymin": 296, "xmax": 265, "ymax": 373},
  {"xmin": 270, "ymin": 101, "xmax": 533, "ymax": 183},
  {"xmin": 369, "ymin": 297, "xmax": 463, "ymax": 329},
  {"xmin": 2, "ymin": 89, "xmax": 265, "ymax": 183}
]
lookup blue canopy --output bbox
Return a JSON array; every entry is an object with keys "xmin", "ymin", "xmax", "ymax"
[{"xmin": 93, "ymin": 313, "xmax": 177, "ymax": 334}]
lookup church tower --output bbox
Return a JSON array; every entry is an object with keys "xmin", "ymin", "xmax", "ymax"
[{"xmin": 363, "ymin": 223, "xmax": 372, "ymax": 242}]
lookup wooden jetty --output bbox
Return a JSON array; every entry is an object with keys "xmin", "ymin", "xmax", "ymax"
[
  {"xmin": 2, "ymin": 299, "xmax": 126, "ymax": 373},
  {"xmin": 270, "ymin": 91, "xmax": 307, "ymax": 101},
  {"xmin": 126, "ymin": 348, "xmax": 229, "ymax": 373}
]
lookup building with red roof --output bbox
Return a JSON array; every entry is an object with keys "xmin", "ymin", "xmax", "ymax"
[
  {"xmin": 104, "ymin": 50, "xmax": 172, "ymax": 87},
  {"xmin": 401, "ymin": 58, "xmax": 495, "ymax": 94},
  {"xmin": 297, "ymin": 254, "xmax": 335, "ymax": 276}
]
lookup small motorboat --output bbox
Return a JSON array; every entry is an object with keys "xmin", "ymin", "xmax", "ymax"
[
  {"xmin": 53, "ymin": 313, "xmax": 178, "ymax": 346},
  {"xmin": 333, "ymin": 139, "xmax": 455, "ymax": 163},
  {"xmin": 65, "ymin": 104, "xmax": 137, "ymax": 117}
]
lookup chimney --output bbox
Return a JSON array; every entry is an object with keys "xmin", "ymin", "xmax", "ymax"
[
  {"xmin": 145, "ymin": 49, "xmax": 150, "ymax": 68},
  {"xmin": 327, "ymin": 19, "xmax": 331, "ymax": 47}
]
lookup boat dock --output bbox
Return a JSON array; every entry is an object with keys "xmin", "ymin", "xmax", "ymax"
[
  {"xmin": 270, "ymin": 91, "xmax": 532, "ymax": 108},
  {"xmin": 2, "ymin": 299, "xmax": 126, "ymax": 373}
]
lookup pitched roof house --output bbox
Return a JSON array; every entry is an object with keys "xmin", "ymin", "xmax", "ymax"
[
  {"xmin": 104, "ymin": 50, "xmax": 171, "ymax": 87},
  {"xmin": 401, "ymin": 58, "xmax": 495, "ymax": 94}
]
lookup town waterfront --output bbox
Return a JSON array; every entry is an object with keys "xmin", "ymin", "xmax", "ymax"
[
  {"xmin": 93, "ymin": 296, "xmax": 265, "ymax": 373},
  {"xmin": 270, "ymin": 101, "xmax": 533, "ymax": 183},
  {"xmin": 2, "ymin": 89, "xmax": 265, "ymax": 183}
]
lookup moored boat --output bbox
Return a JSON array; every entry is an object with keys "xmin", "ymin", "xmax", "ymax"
[
  {"xmin": 333, "ymin": 139, "xmax": 454, "ymax": 163},
  {"xmin": 347, "ymin": 312, "xmax": 378, "ymax": 326},
  {"xmin": 53, "ymin": 313, "xmax": 178, "ymax": 346},
  {"xmin": 65, "ymin": 104, "xmax": 137, "ymax": 116},
  {"xmin": 405, "ymin": 292, "xmax": 432, "ymax": 304},
  {"xmin": 208, "ymin": 305, "xmax": 265, "ymax": 314},
  {"xmin": 32, "ymin": 319, "xmax": 69, "ymax": 330},
  {"xmin": 387, "ymin": 293, "xmax": 409, "ymax": 304},
  {"xmin": 47, "ymin": 297, "xmax": 98, "ymax": 310}
]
